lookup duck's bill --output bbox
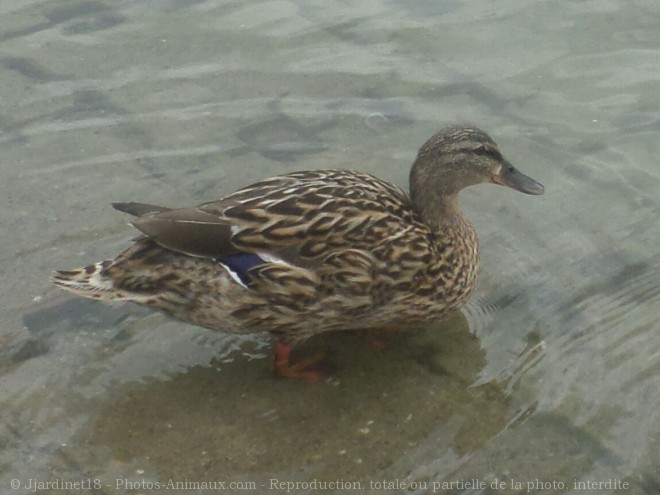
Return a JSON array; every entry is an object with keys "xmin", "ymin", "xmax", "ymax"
[{"xmin": 492, "ymin": 161, "xmax": 545, "ymax": 195}]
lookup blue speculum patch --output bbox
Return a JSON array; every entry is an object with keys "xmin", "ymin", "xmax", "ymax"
[{"xmin": 219, "ymin": 253, "xmax": 266, "ymax": 285}]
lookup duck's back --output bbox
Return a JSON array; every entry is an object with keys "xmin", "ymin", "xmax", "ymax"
[{"xmin": 205, "ymin": 169, "xmax": 419, "ymax": 258}]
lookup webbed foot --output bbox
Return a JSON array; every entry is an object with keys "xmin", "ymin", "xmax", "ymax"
[{"xmin": 273, "ymin": 342, "xmax": 333, "ymax": 383}]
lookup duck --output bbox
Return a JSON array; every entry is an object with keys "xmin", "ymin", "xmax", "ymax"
[{"xmin": 52, "ymin": 125, "xmax": 544, "ymax": 381}]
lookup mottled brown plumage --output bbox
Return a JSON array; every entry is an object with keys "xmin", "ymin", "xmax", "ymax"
[{"xmin": 52, "ymin": 125, "xmax": 543, "ymax": 379}]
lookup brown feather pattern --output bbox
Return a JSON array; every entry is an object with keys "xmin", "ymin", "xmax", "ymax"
[{"xmin": 52, "ymin": 126, "xmax": 543, "ymax": 345}]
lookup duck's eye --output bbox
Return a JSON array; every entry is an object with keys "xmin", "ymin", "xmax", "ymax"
[{"xmin": 473, "ymin": 145, "xmax": 502, "ymax": 161}]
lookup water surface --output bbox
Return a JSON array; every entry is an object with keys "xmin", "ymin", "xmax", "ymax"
[{"xmin": 1, "ymin": 1, "xmax": 659, "ymax": 494}]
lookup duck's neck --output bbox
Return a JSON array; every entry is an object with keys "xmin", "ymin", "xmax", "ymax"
[
  {"xmin": 410, "ymin": 189, "xmax": 470, "ymax": 232},
  {"xmin": 409, "ymin": 155, "xmax": 471, "ymax": 229}
]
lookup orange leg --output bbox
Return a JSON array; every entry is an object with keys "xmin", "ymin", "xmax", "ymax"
[
  {"xmin": 273, "ymin": 342, "xmax": 330, "ymax": 383},
  {"xmin": 364, "ymin": 329, "xmax": 388, "ymax": 350},
  {"xmin": 363, "ymin": 325, "xmax": 403, "ymax": 349}
]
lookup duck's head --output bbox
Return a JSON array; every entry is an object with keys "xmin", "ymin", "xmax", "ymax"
[{"xmin": 409, "ymin": 125, "xmax": 544, "ymax": 205}]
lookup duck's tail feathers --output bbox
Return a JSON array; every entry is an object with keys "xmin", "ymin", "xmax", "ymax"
[{"xmin": 51, "ymin": 261, "xmax": 146, "ymax": 302}]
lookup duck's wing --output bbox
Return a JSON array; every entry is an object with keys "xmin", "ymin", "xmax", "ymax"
[
  {"xmin": 114, "ymin": 201, "xmax": 235, "ymax": 258},
  {"xmin": 112, "ymin": 202, "xmax": 172, "ymax": 216},
  {"xmin": 117, "ymin": 169, "xmax": 415, "ymax": 265}
]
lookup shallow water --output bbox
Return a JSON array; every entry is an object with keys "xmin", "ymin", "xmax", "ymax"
[{"xmin": 1, "ymin": 1, "xmax": 659, "ymax": 494}]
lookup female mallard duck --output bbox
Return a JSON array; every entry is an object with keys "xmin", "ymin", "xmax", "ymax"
[{"xmin": 52, "ymin": 125, "xmax": 543, "ymax": 381}]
